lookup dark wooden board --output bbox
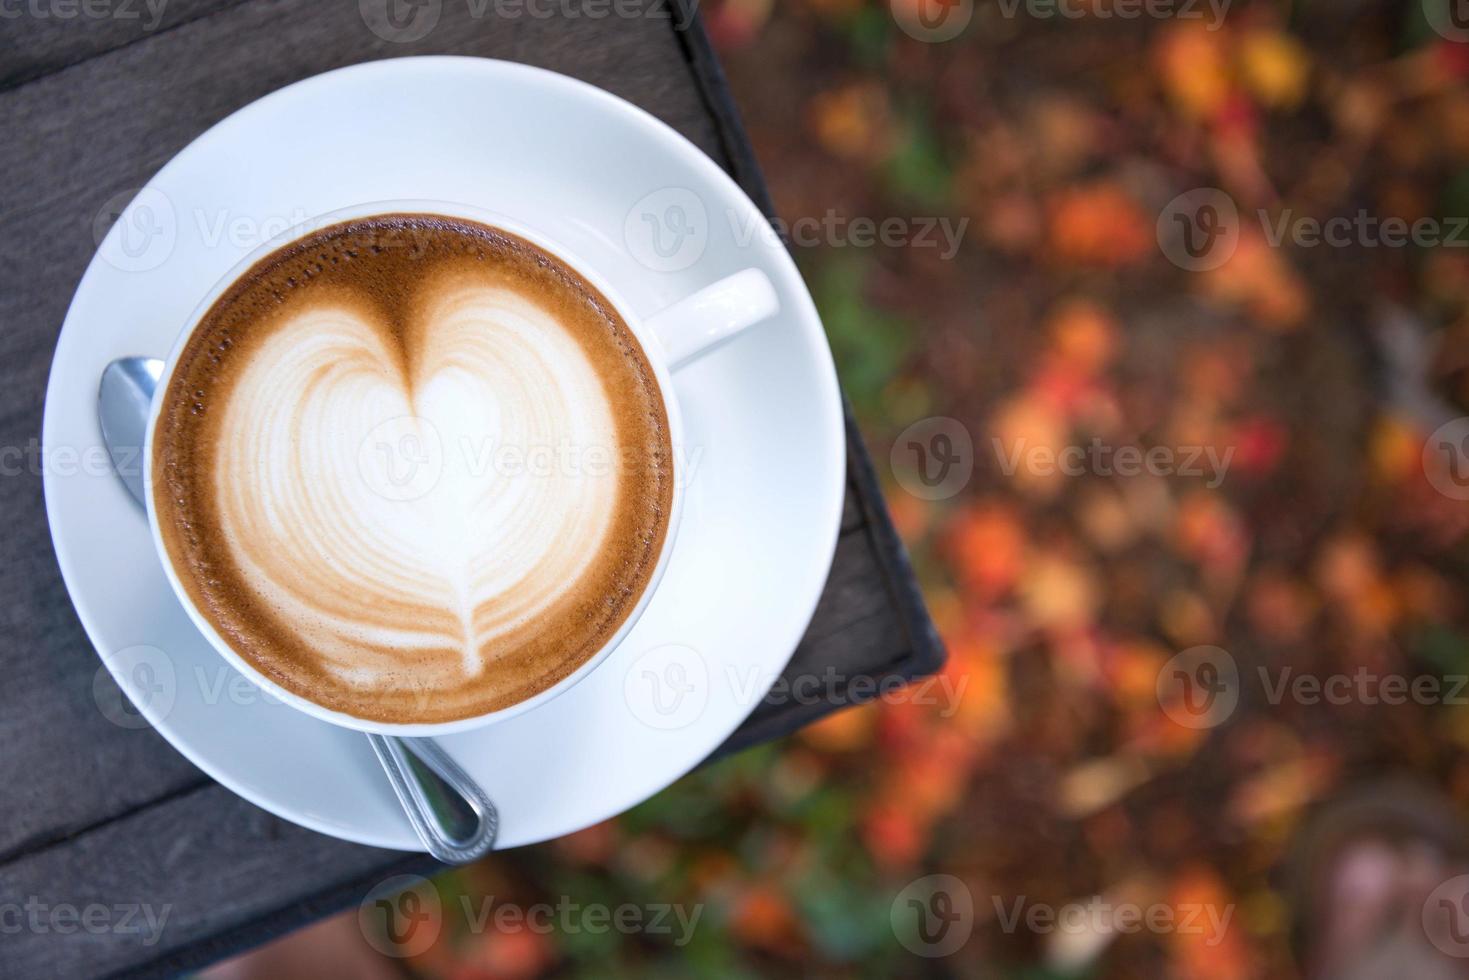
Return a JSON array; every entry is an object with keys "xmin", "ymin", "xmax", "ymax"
[{"xmin": 0, "ymin": 2, "xmax": 942, "ymax": 976}]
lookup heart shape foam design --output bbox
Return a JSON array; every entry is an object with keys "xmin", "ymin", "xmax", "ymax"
[{"xmin": 211, "ymin": 280, "xmax": 624, "ymax": 695}]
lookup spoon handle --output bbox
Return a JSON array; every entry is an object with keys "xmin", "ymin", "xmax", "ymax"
[{"xmin": 367, "ymin": 733, "xmax": 498, "ymax": 864}]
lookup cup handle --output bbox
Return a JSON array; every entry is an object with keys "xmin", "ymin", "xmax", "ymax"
[{"xmin": 645, "ymin": 269, "xmax": 779, "ymax": 371}]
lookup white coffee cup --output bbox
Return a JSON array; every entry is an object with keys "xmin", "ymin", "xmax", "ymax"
[{"xmin": 143, "ymin": 199, "xmax": 779, "ymax": 736}]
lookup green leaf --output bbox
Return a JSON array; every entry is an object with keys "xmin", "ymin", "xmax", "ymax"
[
  {"xmin": 809, "ymin": 255, "xmax": 915, "ymax": 420},
  {"xmin": 884, "ymin": 106, "xmax": 954, "ymax": 209}
]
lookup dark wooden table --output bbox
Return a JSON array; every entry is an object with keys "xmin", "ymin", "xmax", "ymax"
[{"xmin": 0, "ymin": 3, "xmax": 941, "ymax": 976}]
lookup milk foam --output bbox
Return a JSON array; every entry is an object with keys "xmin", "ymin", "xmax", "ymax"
[
  {"xmin": 213, "ymin": 285, "xmax": 620, "ymax": 688},
  {"xmin": 152, "ymin": 215, "xmax": 673, "ymax": 724}
]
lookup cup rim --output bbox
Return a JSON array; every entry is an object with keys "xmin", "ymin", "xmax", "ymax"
[{"xmin": 142, "ymin": 199, "xmax": 688, "ymax": 737}]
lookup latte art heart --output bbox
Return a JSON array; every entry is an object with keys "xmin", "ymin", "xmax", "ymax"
[{"xmin": 153, "ymin": 216, "xmax": 673, "ymax": 724}]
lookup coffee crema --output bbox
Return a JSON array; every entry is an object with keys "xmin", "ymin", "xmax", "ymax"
[{"xmin": 153, "ymin": 214, "xmax": 673, "ymax": 724}]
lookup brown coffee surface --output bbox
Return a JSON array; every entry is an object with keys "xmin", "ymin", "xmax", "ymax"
[{"xmin": 153, "ymin": 214, "xmax": 673, "ymax": 724}]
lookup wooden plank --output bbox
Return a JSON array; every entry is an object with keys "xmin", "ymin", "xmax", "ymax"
[
  {"xmin": 0, "ymin": 0, "xmax": 240, "ymax": 90},
  {"xmin": 0, "ymin": 783, "xmax": 430, "ymax": 979}
]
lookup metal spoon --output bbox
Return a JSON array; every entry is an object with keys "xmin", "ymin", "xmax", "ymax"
[{"xmin": 99, "ymin": 357, "xmax": 498, "ymax": 864}]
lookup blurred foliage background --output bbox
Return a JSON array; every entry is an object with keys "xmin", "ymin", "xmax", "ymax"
[{"xmin": 385, "ymin": 1, "xmax": 1469, "ymax": 976}]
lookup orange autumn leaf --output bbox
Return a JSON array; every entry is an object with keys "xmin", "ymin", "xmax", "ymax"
[
  {"xmin": 1228, "ymin": 753, "xmax": 1338, "ymax": 826},
  {"xmin": 1046, "ymin": 183, "xmax": 1153, "ymax": 267},
  {"xmin": 1166, "ymin": 865, "xmax": 1256, "ymax": 980},
  {"xmin": 1151, "ymin": 22, "xmax": 1233, "ymax": 122},
  {"xmin": 988, "ymin": 395, "xmax": 1069, "ymax": 499},
  {"xmin": 886, "ymin": 490, "xmax": 933, "ymax": 546},
  {"xmin": 943, "ymin": 636, "xmax": 1011, "ymax": 743},
  {"xmin": 1199, "ymin": 232, "xmax": 1310, "ymax": 329},
  {"xmin": 1314, "ymin": 533, "xmax": 1380, "ymax": 606},
  {"xmin": 689, "ymin": 852, "xmax": 739, "ymax": 894},
  {"xmin": 1174, "ymin": 490, "xmax": 1250, "ymax": 573},
  {"xmin": 1159, "ymin": 588, "xmax": 1218, "ymax": 650},
  {"xmin": 1019, "ymin": 554, "xmax": 1100, "ymax": 634},
  {"xmin": 1368, "ymin": 414, "xmax": 1423, "ymax": 484},
  {"xmin": 1057, "ymin": 753, "xmax": 1154, "ymax": 818},
  {"xmin": 1110, "ymin": 640, "xmax": 1170, "ymax": 710},
  {"xmin": 1076, "ymin": 486, "xmax": 1139, "ymax": 552},
  {"xmin": 1394, "ymin": 564, "xmax": 1454, "ymax": 622},
  {"xmin": 945, "ymin": 502, "xmax": 1028, "ymax": 598},
  {"xmin": 465, "ymin": 927, "xmax": 557, "ymax": 980},
  {"xmin": 704, "ymin": 0, "xmax": 771, "ymax": 49},
  {"xmin": 862, "ymin": 800, "xmax": 927, "ymax": 871},
  {"xmin": 1046, "ymin": 299, "xmax": 1119, "ymax": 377},
  {"xmin": 810, "ymin": 83, "xmax": 893, "ymax": 162},
  {"xmin": 890, "ymin": 742, "xmax": 974, "ymax": 821},
  {"xmin": 876, "ymin": 696, "xmax": 927, "ymax": 752},
  {"xmin": 554, "ymin": 820, "xmax": 618, "ymax": 865},
  {"xmin": 1155, "ymin": 22, "xmax": 1234, "ymax": 121},
  {"xmin": 1244, "ymin": 569, "xmax": 1317, "ymax": 646},
  {"xmin": 730, "ymin": 883, "xmax": 800, "ymax": 950},
  {"xmin": 1238, "ymin": 29, "xmax": 1311, "ymax": 110},
  {"xmin": 801, "ymin": 702, "xmax": 877, "ymax": 752},
  {"xmin": 1130, "ymin": 708, "xmax": 1210, "ymax": 759}
]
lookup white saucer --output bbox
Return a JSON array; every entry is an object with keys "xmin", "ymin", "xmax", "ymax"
[{"xmin": 42, "ymin": 57, "xmax": 845, "ymax": 850}]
